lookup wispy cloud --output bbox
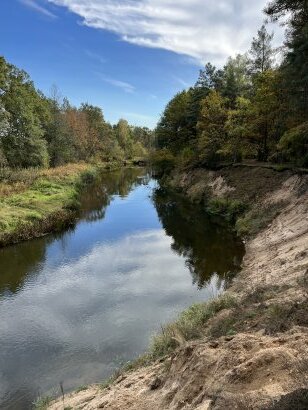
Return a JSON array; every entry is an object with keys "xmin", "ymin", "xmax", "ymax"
[
  {"xmin": 148, "ymin": 94, "xmax": 158, "ymax": 100},
  {"xmin": 85, "ymin": 50, "xmax": 107, "ymax": 65},
  {"xmin": 47, "ymin": 0, "xmax": 283, "ymax": 65},
  {"xmin": 95, "ymin": 73, "xmax": 135, "ymax": 93},
  {"xmin": 20, "ymin": 0, "xmax": 57, "ymax": 19},
  {"xmin": 173, "ymin": 76, "xmax": 191, "ymax": 89},
  {"xmin": 104, "ymin": 78, "xmax": 135, "ymax": 93}
]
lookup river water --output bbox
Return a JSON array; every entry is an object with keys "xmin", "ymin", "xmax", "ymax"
[{"xmin": 0, "ymin": 168, "xmax": 244, "ymax": 409}]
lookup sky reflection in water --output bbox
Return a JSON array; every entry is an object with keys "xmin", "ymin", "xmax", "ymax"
[{"xmin": 0, "ymin": 168, "xmax": 244, "ymax": 409}]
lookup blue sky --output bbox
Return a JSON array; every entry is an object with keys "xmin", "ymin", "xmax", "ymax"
[{"xmin": 0, "ymin": 0, "xmax": 283, "ymax": 128}]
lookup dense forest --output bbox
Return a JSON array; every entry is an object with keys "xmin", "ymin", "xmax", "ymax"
[
  {"xmin": 154, "ymin": 0, "xmax": 308, "ymax": 171},
  {"xmin": 0, "ymin": 57, "xmax": 154, "ymax": 168}
]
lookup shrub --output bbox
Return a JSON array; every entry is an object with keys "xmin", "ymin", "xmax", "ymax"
[
  {"xmin": 236, "ymin": 202, "xmax": 283, "ymax": 236},
  {"xmin": 149, "ymin": 149, "xmax": 176, "ymax": 175},
  {"xmin": 278, "ymin": 122, "xmax": 308, "ymax": 167},
  {"xmin": 265, "ymin": 304, "xmax": 291, "ymax": 334},
  {"xmin": 206, "ymin": 198, "xmax": 247, "ymax": 223}
]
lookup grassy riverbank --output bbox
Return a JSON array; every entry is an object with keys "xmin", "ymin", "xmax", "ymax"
[{"xmin": 0, "ymin": 162, "xmax": 119, "ymax": 247}]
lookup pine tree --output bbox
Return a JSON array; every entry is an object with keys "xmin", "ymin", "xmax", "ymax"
[
  {"xmin": 265, "ymin": 0, "xmax": 308, "ymax": 119},
  {"xmin": 221, "ymin": 54, "xmax": 251, "ymax": 107},
  {"xmin": 249, "ymin": 24, "xmax": 275, "ymax": 74}
]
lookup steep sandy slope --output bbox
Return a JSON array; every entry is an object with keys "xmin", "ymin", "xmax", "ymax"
[{"xmin": 49, "ymin": 170, "xmax": 308, "ymax": 410}]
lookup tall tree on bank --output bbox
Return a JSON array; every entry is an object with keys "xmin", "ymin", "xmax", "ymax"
[
  {"xmin": 185, "ymin": 63, "xmax": 224, "ymax": 135},
  {"xmin": 195, "ymin": 63, "xmax": 224, "ymax": 91},
  {"xmin": 265, "ymin": 0, "xmax": 308, "ymax": 120},
  {"xmin": 156, "ymin": 91, "xmax": 193, "ymax": 154},
  {"xmin": 221, "ymin": 54, "xmax": 251, "ymax": 106},
  {"xmin": 114, "ymin": 119, "xmax": 134, "ymax": 159},
  {"xmin": 249, "ymin": 70, "xmax": 283, "ymax": 161},
  {"xmin": 0, "ymin": 102, "xmax": 9, "ymax": 165},
  {"xmin": 249, "ymin": 24, "xmax": 276, "ymax": 74},
  {"xmin": 197, "ymin": 90, "xmax": 228, "ymax": 166},
  {"xmin": 0, "ymin": 58, "xmax": 49, "ymax": 167},
  {"xmin": 45, "ymin": 86, "xmax": 75, "ymax": 166},
  {"xmin": 224, "ymin": 97, "xmax": 254, "ymax": 162}
]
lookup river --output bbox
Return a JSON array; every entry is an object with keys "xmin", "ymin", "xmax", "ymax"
[{"xmin": 0, "ymin": 168, "xmax": 244, "ymax": 409}]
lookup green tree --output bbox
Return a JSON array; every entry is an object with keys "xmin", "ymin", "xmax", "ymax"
[
  {"xmin": 221, "ymin": 54, "xmax": 251, "ymax": 106},
  {"xmin": 197, "ymin": 91, "xmax": 228, "ymax": 165},
  {"xmin": 0, "ymin": 102, "xmax": 9, "ymax": 137},
  {"xmin": 1, "ymin": 60, "xmax": 49, "ymax": 167},
  {"xmin": 101, "ymin": 122, "xmax": 124, "ymax": 161},
  {"xmin": 249, "ymin": 70, "xmax": 282, "ymax": 160},
  {"xmin": 131, "ymin": 126, "xmax": 154, "ymax": 150},
  {"xmin": 45, "ymin": 87, "xmax": 75, "ymax": 166},
  {"xmin": 0, "ymin": 102, "xmax": 9, "ymax": 165},
  {"xmin": 249, "ymin": 24, "xmax": 276, "ymax": 74},
  {"xmin": 265, "ymin": 0, "xmax": 308, "ymax": 120},
  {"xmin": 115, "ymin": 119, "xmax": 134, "ymax": 159},
  {"xmin": 278, "ymin": 122, "xmax": 308, "ymax": 166},
  {"xmin": 195, "ymin": 62, "xmax": 224, "ymax": 91},
  {"xmin": 186, "ymin": 64, "xmax": 224, "ymax": 135},
  {"xmin": 224, "ymin": 97, "xmax": 253, "ymax": 161},
  {"xmin": 156, "ymin": 90, "xmax": 193, "ymax": 154}
]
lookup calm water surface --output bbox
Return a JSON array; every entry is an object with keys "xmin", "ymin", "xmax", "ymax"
[{"xmin": 0, "ymin": 168, "xmax": 244, "ymax": 409}]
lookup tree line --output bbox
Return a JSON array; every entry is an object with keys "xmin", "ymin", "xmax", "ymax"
[
  {"xmin": 155, "ymin": 0, "xmax": 308, "ymax": 170},
  {"xmin": 0, "ymin": 57, "xmax": 154, "ymax": 168}
]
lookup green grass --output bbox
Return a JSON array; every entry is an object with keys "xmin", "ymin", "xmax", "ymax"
[
  {"xmin": 206, "ymin": 198, "xmax": 247, "ymax": 224},
  {"xmin": 149, "ymin": 294, "xmax": 237, "ymax": 359},
  {"xmin": 33, "ymin": 395, "xmax": 52, "ymax": 410},
  {"xmin": 235, "ymin": 201, "xmax": 284, "ymax": 237},
  {"xmin": 0, "ymin": 163, "xmax": 99, "ymax": 246},
  {"xmin": 207, "ymin": 313, "xmax": 237, "ymax": 338},
  {"xmin": 97, "ymin": 294, "xmax": 238, "ymax": 391},
  {"xmin": 76, "ymin": 385, "xmax": 89, "ymax": 393}
]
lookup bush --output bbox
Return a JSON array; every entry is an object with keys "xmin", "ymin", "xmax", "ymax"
[
  {"xmin": 177, "ymin": 147, "xmax": 196, "ymax": 168},
  {"xmin": 149, "ymin": 149, "xmax": 176, "ymax": 175},
  {"xmin": 278, "ymin": 122, "xmax": 308, "ymax": 167},
  {"xmin": 206, "ymin": 198, "xmax": 247, "ymax": 223},
  {"xmin": 236, "ymin": 202, "xmax": 283, "ymax": 236}
]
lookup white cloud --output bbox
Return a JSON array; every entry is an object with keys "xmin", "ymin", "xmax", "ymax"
[
  {"xmin": 47, "ymin": 0, "xmax": 284, "ymax": 65},
  {"xmin": 85, "ymin": 50, "xmax": 107, "ymax": 64},
  {"xmin": 0, "ymin": 229, "xmax": 221, "ymax": 394},
  {"xmin": 20, "ymin": 0, "xmax": 57, "ymax": 18},
  {"xmin": 173, "ymin": 76, "xmax": 191, "ymax": 89},
  {"xmin": 95, "ymin": 73, "xmax": 135, "ymax": 93}
]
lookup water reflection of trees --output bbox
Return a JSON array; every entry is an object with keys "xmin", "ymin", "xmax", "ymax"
[
  {"xmin": 0, "ymin": 168, "xmax": 150, "ymax": 295},
  {"xmin": 0, "ymin": 170, "xmax": 244, "ymax": 296},
  {"xmin": 152, "ymin": 187, "xmax": 245, "ymax": 289},
  {"xmin": 0, "ymin": 237, "xmax": 49, "ymax": 294},
  {"xmin": 80, "ymin": 168, "xmax": 150, "ymax": 222}
]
